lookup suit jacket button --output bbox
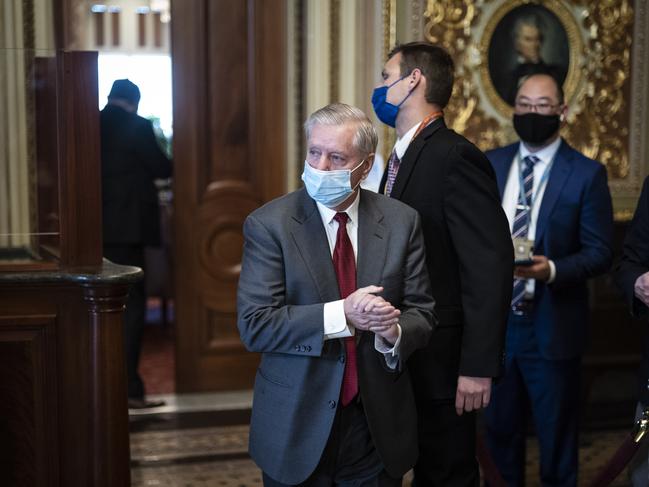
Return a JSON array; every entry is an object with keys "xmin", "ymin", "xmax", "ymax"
[
  {"xmin": 329, "ymin": 400, "xmax": 336, "ymax": 409},
  {"xmin": 339, "ymin": 355, "xmax": 345, "ymax": 363}
]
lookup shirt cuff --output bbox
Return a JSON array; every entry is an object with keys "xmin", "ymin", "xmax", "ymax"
[
  {"xmin": 374, "ymin": 324, "xmax": 402, "ymax": 369},
  {"xmin": 323, "ymin": 300, "xmax": 353, "ymax": 340},
  {"xmin": 547, "ymin": 260, "xmax": 556, "ymax": 283}
]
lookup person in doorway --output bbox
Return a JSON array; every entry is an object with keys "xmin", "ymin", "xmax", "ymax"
[{"xmin": 100, "ymin": 79, "xmax": 173, "ymax": 409}]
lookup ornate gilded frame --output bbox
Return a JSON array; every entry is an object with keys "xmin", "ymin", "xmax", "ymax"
[
  {"xmin": 478, "ymin": 0, "xmax": 583, "ymax": 118},
  {"xmin": 423, "ymin": 0, "xmax": 644, "ymax": 217}
]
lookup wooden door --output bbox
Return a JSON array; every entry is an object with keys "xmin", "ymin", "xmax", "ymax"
[{"xmin": 172, "ymin": 0, "xmax": 287, "ymax": 391}]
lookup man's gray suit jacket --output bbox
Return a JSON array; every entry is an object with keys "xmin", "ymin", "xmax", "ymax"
[{"xmin": 237, "ymin": 188, "xmax": 435, "ymax": 484}]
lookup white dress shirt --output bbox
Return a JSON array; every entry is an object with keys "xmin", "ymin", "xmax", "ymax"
[
  {"xmin": 360, "ymin": 152, "xmax": 385, "ymax": 192},
  {"xmin": 394, "ymin": 122, "xmax": 420, "ymax": 160},
  {"xmin": 502, "ymin": 137, "xmax": 561, "ymax": 295},
  {"xmin": 315, "ymin": 192, "xmax": 401, "ymax": 365}
]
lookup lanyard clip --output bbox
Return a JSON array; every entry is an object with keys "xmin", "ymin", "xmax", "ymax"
[{"xmin": 633, "ymin": 408, "xmax": 649, "ymax": 443}]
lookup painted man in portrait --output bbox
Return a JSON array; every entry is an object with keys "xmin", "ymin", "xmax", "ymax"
[{"xmin": 502, "ymin": 13, "xmax": 567, "ymax": 105}]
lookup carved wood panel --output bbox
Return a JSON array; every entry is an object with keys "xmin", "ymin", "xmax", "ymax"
[
  {"xmin": 173, "ymin": 0, "xmax": 286, "ymax": 391},
  {"xmin": 0, "ymin": 315, "xmax": 58, "ymax": 487}
]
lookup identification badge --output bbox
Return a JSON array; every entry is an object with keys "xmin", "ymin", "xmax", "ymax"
[{"xmin": 513, "ymin": 237, "xmax": 534, "ymax": 265}]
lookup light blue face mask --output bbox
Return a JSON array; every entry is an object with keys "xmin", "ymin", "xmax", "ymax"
[{"xmin": 301, "ymin": 159, "xmax": 365, "ymax": 208}]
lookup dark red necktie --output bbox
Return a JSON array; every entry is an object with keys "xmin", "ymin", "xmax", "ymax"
[{"xmin": 332, "ymin": 212, "xmax": 358, "ymax": 406}]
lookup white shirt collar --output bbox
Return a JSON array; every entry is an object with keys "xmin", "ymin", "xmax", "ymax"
[
  {"xmin": 518, "ymin": 136, "xmax": 562, "ymax": 166},
  {"xmin": 393, "ymin": 122, "xmax": 420, "ymax": 159},
  {"xmin": 315, "ymin": 190, "xmax": 361, "ymax": 225}
]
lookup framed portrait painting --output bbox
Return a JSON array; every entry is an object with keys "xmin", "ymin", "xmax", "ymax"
[
  {"xmin": 484, "ymin": 2, "xmax": 572, "ymax": 110},
  {"xmin": 422, "ymin": 0, "xmax": 648, "ymax": 217}
]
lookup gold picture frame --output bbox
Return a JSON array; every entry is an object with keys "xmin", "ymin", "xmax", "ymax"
[
  {"xmin": 423, "ymin": 0, "xmax": 644, "ymax": 218},
  {"xmin": 478, "ymin": 0, "xmax": 583, "ymax": 117}
]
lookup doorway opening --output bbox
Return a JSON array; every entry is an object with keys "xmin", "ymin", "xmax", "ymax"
[{"xmin": 91, "ymin": 0, "xmax": 175, "ymax": 396}]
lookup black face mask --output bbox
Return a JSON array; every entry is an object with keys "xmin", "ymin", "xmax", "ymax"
[{"xmin": 513, "ymin": 112, "xmax": 560, "ymax": 145}]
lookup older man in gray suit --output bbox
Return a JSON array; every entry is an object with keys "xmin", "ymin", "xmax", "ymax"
[{"xmin": 237, "ymin": 103, "xmax": 435, "ymax": 486}]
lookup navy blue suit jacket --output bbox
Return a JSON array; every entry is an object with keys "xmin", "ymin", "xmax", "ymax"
[{"xmin": 486, "ymin": 139, "xmax": 614, "ymax": 360}]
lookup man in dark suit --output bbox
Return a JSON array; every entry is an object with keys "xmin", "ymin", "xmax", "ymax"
[
  {"xmin": 614, "ymin": 177, "xmax": 649, "ymax": 487},
  {"xmin": 100, "ymin": 79, "xmax": 172, "ymax": 409},
  {"xmin": 372, "ymin": 42, "xmax": 513, "ymax": 486},
  {"xmin": 237, "ymin": 103, "xmax": 435, "ymax": 486},
  {"xmin": 484, "ymin": 73, "xmax": 614, "ymax": 486}
]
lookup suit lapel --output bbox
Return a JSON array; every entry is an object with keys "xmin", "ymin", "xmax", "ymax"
[
  {"xmin": 290, "ymin": 190, "xmax": 340, "ymax": 302},
  {"xmin": 379, "ymin": 162, "xmax": 388, "ymax": 194},
  {"xmin": 288, "ymin": 190, "xmax": 388, "ymax": 302},
  {"xmin": 534, "ymin": 140, "xmax": 573, "ymax": 245},
  {"xmin": 390, "ymin": 118, "xmax": 445, "ymax": 199},
  {"xmin": 356, "ymin": 191, "xmax": 387, "ymax": 288}
]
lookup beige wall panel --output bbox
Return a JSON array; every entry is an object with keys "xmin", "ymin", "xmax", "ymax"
[{"xmin": 305, "ymin": 0, "xmax": 331, "ymax": 116}]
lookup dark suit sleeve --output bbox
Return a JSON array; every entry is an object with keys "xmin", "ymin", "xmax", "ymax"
[
  {"xmin": 614, "ymin": 177, "xmax": 649, "ymax": 317},
  {"xmin": 237, "ymin": 214, "xmax": 326, "ymax": 356},
  {"xmin": 444, "ymin": 144, "xmax": 514, "ymax": 377},
  {"xmin": 134, "ymin": 119, "xmax": 173, "ymax": 179},
  {"xmin": 394, "ymin": 212, "xmax": 436, "ymax": 364},
  {"xmin": 552, "ymin": 164, "xmax": 614, "ymax": 286}
]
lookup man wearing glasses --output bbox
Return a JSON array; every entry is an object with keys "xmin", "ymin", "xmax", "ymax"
[{"xmin": 484, "ymin": 73, "xmax": 614, "ymax": 486}]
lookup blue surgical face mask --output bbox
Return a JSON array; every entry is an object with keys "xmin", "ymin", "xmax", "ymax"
[
  {"xmin": 371, "ymin": 74, "xmax": 413, "ymax": 127},
  {"xmin": 301, "ymin": 159, "xmax": 365, "ymax": 208}
]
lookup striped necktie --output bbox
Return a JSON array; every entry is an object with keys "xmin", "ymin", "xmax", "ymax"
[
  {"xmin": 511, "ymin": 155, "xmax": 539, "ymax": 310},
  {"xmin": 384, "ymin": 149, "xmax": 400, "ymax": 197}
]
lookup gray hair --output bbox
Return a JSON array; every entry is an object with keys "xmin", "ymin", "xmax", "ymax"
[{"xmin": 304, "ymin": 103, "xmax": 378, "ymax": 157}]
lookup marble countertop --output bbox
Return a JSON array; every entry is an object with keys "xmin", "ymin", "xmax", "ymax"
[{"xmin": 0, "ymin": 259, "xmax": 143, "ymax": 285}]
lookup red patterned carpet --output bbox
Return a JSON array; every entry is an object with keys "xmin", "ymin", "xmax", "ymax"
[{"xmin": 140, "ymin": 298, "xmax": 175, "ymax": 394}]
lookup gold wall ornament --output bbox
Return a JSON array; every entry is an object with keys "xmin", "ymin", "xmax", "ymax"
[
  {"xmin": 424, "ymin": 0, "xmax": 499, "ymax": 148},
  {"xmin": 410, "ymin": 0, "xmax": 425, "ymax": 41},
  {"xmin": 478, "ymin": 0, "xmax": 583, "ymax": 118},
  {"xmin": 565, "ymin": 0, "xmax": 633, "ymax": 182},
  {"xmin": 423, "ymin": 0, "xmax": 637, "ymax": 214}
]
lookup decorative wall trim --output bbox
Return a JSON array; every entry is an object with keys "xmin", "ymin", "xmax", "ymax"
[
  {"xmin": 329, "ymin": 0, "xmax": 340, "ymax": 102},
  {"xmin": 410, "ymin": 0, "xmax": 424, "ymax": 41},
  {"xmin": 23, "ymin": 0, "xmax": 38, "ymax": 248},
  {"xmin": 285, "ymin": 0, "xmax": 305, "ymax": 191},
  {"xmin": 624, "ymin": 0, "xmax": 649, "ymax": 219},
  {"xmin": 381, "ymin": 0, "xmax": 397, "ymax": 161}
]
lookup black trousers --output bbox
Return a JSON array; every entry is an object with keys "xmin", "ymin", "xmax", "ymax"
[
  {"xmin": 263, "ymin": 400, "xmax": 401, "ymax": 487},
  {"xmin": 103, "ymin": 244, "xmax": 146, "ymax": 399},
  {"xmin": 413, "ymin": 399, "xmax": 479, "ymax": 487}
]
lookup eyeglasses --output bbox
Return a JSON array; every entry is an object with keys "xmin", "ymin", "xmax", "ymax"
[{"xmin": 514, "ymin": 101, "xmax": 561, "ymax": 115}]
